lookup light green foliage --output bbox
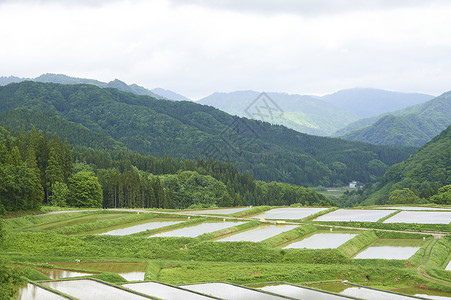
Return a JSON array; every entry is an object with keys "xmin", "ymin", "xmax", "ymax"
[
  {"xmin": 0, "ymin": 261, "xmax": 26, "ymax": 299},
  {"xmin": 430, "ymin": 185, "xmax": 451, "ymax": 204},
  {"xmin": 50, "ymin": 181, "xmax": 69, "ymax": 207},
  {"xmin": 0, "ymin": 164, "xmax": 42, "ymax": 211},
  {"xmin": 68, "ymin": 171, "xmax": 103, "ymax": 207},
  {"xmin": 389, "ymin": 188, "xmax": 421, "ymax": 204},
  {"xmin": 0, "ymin": 219, "xmax": 5, "ymax": 247}
]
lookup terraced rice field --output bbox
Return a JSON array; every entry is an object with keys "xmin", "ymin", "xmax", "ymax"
[
  {"xmin": 259, "ymin": 283, "xmax": 356, "ymax": 299},
  {"xmin": 41, "ymin": 279, "xmax": 153, "ymax": 300},
  {"xmin": 353, "ymin": 239, "xmax": 425, "ymax": 260},
  {"xmin": 383, "ymin": 211, "xmax": 451, "ymax": 224},
  {"xmin": 253, "ymin": 207, "xmax": 328, "ymax": 220},
  {"xmin": 123, "ymin": 282, "xmax": 216, "ymax": 299},
  {"xmin": 283, "ymin": 233, "xmax": 358, "ymax": 249},
  {"xmin": 150, "ymin": 221, "xmax": 246, "ymax": 238},
  {"xmin": 31, "ymin": 213, "xmax": 132, "ymax": 230},
  {"xmin": 217, "ymin": 224, "xmax": 298, "ymax": 242},
  {"xmin": 183, "ymin": 207, "xmax": 251, "ymax": 215},
  {"xmin": 180, "ymin": 282, "xmax": 288, "ymax": 300},
  {"xmin": 100, "ymin": 221, "xmax": 183, "ymax": 236},
  {"xmin": 314, "ymin": 209, "xmax": 396, "ymax": 222}
]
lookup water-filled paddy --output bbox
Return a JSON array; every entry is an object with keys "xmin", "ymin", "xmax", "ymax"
[
  {"xmin": 41, "ymin": 279, "xmax": 152, "ymax": 300},
  {"xmin": 341, "ymin": 286, "xmax": 429, "ymax": 299},
  {"xmin": 31, "ymin": 213, "xmax": 131, "ymax": 230},
  {"xmin": 150, "ymin": 221, "xmax": 246, "ymax": 238},
  {"xmin": 377, "ymin": 206, "xmax": 451, "ymax": 211},
  {"xmin": 354, "ymin": 238, "xmax": 424, "ymax": 259},
  {"xmin": 181, "ymin": 282, "xmax": 288, "ymax": 300},
  {"xmin": 123, "ymin": 282, "xmax": 216, "ymax": 299},
  {"xmin": 35, "ymin": 267, "xmax": 93, "ymax": 279},
  {"xmin": 315, "ymin": 209, "xmax": 396, "ymax": 222},
  {"xmin": 259, "ymin": 283, "xmax": 356, "ymax": 299},
  {"xmin": 383, "ymin": 211, "xmax": 451, "ymax": 224},
  {"xmin": 184, "ymin": 207, "xmax": 251, "ymax": 215},
  {"xmin": 217, "ymin": 224, "xmax": 298, "ymax": 242},
  {"xmin": 253, "ymin": 207, "xmax": 328, "ymax": 220},
  {"xmin": 354, "ymin": 246, "xmax": 420, "ymax": 260},
  {"xmin": 100, "ymin": 221, "xmax": 182, "ymax": 236},
  {"xmin": 16, "ymin": 283, "xmax": 67, "ymax": 300},
  {"xmin": 52, "ymin": 262, "xmax": 147, "ymax": 281},
  {"xmin": 283, "ymin": 233, "xmax": 358, "ymax": 249}
]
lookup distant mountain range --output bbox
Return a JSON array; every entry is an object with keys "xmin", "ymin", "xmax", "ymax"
[
  {"xmin": 197, "ymin": 89, "xmax": 435, "ymax": 137},
  {"xmin": 0, "ymin": 73, "xmax": 191, "ymax": 101},
  {"xmin": 337, "ymin": 91, "xmax": 451, "ymax": 146},
  {"xmin": 1, "ymin": 74, "xmax": 445, "ymax": 146},
  {"xmin": 198, "ymin": 91, "xmax": 359, "ymax": 136},
  {"xmin": 321, "ymin": 88, "xmax": 434, "ymax": 118}
]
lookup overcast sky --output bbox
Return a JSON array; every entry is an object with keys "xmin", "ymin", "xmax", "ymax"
[{"xmin": 1, "ymin": 0, "xmax": 451, "ymax": 99}]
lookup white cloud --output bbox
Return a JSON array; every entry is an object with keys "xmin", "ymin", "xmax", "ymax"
[{"xmin": 1, "ymin": 0, "xmax": 451, "ymax": 98}]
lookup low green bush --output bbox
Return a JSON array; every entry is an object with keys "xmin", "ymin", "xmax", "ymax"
[
  {"xmin": 261, "ymin": 224, "xmax": 317, "ymax": 248},
  {"xmin": 337, "ymin": 230, "xmax": 378, "ymax": 258}
]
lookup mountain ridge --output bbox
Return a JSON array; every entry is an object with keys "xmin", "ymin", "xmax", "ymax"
[
  {"xmin": 0, "ymin": 81, "xmax": 415, "ymax": 187},
  {"xmin": 337, "ymin": 91, "xmax": 451, "ymax": 146}
]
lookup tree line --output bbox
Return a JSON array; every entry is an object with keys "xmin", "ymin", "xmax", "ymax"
[{"xmin": 0, "ymin": 126, "xmax": 333, "ymax": 213}]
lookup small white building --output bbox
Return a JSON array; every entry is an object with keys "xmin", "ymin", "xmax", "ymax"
[{"xmin": 349, "ymin": 181, "xmax": 357, "ymax": 189}]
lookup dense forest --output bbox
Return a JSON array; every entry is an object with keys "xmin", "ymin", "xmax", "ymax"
[
  {"xmin": 0, "ymin": 81, "xmax": 416, "ymax": 187},
  {"xmin": 0, "ymin": 126, "xmax": 332, "ymax": 214},
  {"xmin": 340, "ymin": 124, "xmax": 451, "ymax": 206}
]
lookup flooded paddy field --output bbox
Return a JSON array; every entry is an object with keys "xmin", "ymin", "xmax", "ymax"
[
  {"xmin": 314, "ymin": 209, "xmax": 396, "ymax": 222},
  {"xmin": 41, "ymin": 279, "xmax": 153, "ymax": 300},
  {"xmin": 180, "ymin": 282, "xmax": 289, "ymax": 300},
  {"xmin": 383, "ymin": 211, "xmax": 451, "ymax": 224},
  {"xmin": 283, "ymin": 232, "xmax": 358, "ymax": 249},
  {"xmin": 252, "ymin": 207, "xmax": 328, "ymax": 220},
  {"xmin": 217, "ymin": 224, "xmax": 298, "ymax": 242},
  {"xmin": 376, "ymin": 206, "xmax": 451, "ymax": 211},
  {"xmin": 308, "ymin": 282, "xmax": 451, "ymax": 300},
  {"xmin": 30, "ymin": 213, "xmax": 132, "ymax": 231},
  {"xmin": 353, "ymin": 239, "xmax": 425, "ymax": 260},
  {"xmin": 34, "ymin": 267, "xmax": 94, "ymax": 279},
  {"xmin": 258, "ymin": 283, "xmax": 358, "ymax": 299},
  {"xmin": 52, "ymin": 262, "xmax": 147, "ymax": 281},
  {"xmin": 16, "ymin": 283, "xmax": 68, "ymax": 300},
  {"xmin": 183, "ymin": 207, "xmax": 252, "ymax": 215},
  {"xmin": 99, "ymin": 220, "xmax": 183, "ymax": 236},
  {"xmin": 150, "ymin": 221, "xmax": 246, "ymax": 238},
  {"xmin": 123, "ymin": 282, "xmax": 217, "ymax": 299}
]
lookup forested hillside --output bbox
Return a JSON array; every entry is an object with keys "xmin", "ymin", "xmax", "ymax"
[
  {"xmin": 0, "ymin": 126, "xmax": 332, "ymax": 214},
  {"xmin": 337, "ymin": 91, "xmax": 451, "ymax": 146},
  {"xmin": 0, "ymin": 82, "xmax": 416, "ymax": 187},
  {"xmin": 363, "ymin": 124, "xmax": 451, "ymax": 204}
]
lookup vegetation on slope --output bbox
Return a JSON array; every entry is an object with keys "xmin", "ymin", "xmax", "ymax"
[
  {"xmin": 0, "ymin": 81, "xmax": 415, "ymax": 187},
  {"xmin": 364, "ymin": 124, "xmax": 451, "ymax": 204},
  {"xmin": 337, "ymin": 91, "xmax": 451, "ymax": 146}
]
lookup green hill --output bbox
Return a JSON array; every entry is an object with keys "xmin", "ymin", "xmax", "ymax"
[
  {"xmin": 0, "ymin": 81, "xmax": 415, "ymax": 186},
  {"xmin": 336, "ymin": 91, "xmax": 451, "ymax": 146},
  {"xmin": 364, "ymin": 124, "xmax": 451, "ymax": 204}
]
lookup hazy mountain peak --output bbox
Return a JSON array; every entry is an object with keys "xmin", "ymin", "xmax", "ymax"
[
  {"xmin": 151, "ymin": 88, "xmax": 191, "ymax": 101},
  {"xmin": 321, "ymin": 88, "xmax": 434, "ymax": 118}
]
